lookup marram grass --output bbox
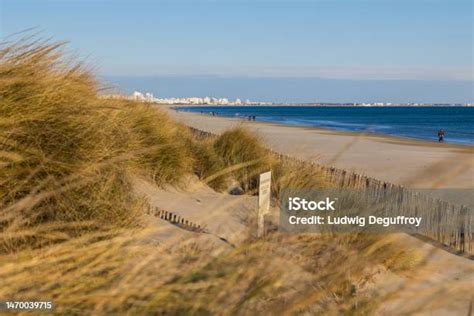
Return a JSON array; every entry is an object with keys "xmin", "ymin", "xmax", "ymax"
[{"xmin": 0, "ymin": 37, "xmax": 193, "ymax": 251}]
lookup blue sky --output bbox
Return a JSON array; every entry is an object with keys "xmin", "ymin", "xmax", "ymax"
[{"xmin": 1, "ymin": 0, "xmax": 473, "ymax": 102}]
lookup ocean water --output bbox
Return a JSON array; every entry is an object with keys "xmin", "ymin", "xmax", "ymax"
[{"xmin": 178, "ymin": 106, "xmax": 474, "ymax": 145}]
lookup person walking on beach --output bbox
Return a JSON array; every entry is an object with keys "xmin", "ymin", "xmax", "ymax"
[{"xmin": 438, "ymin": 129, "xmax": 445, "ymax": 142}]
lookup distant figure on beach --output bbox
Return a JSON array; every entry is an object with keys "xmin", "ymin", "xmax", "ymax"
[
  {"xmin": 252, "ymin": 115, "xmax": 256, "ymax": 121},
  {"xmin": 438, "ymin": 129, "xmax": 445, "ymax": 142}
]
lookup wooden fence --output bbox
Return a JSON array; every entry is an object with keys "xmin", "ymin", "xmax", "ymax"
[
  {"xmin": 146, "ymin": 205, "xmax": 206, "ymax": 233},
  {"xmin": 189, "ymin": 127, "xmax": 473, "ymax": 256}
]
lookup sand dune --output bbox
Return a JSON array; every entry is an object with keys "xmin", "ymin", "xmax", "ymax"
[{"xmin": 133, "ymin": 174, "xmax": 474, "ymax": 316}]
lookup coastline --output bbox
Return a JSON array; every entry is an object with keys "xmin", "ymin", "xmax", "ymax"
[
  {"xmin": 173, "ymin": 105, "xmax": 474, "ymax": 146},
  {"xmin": 165, "ymin": 106, "xmax": 474, "ymax": 189}
]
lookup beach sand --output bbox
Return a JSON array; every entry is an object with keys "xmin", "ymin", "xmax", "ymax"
[{"xmin": 167, "ymin": 108, "xmax": 474, "ymax": 189}]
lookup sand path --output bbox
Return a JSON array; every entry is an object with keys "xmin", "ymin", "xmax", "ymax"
[{"xmin": 132, "ymin": 176, "xmax": 257, "ymax": 249}]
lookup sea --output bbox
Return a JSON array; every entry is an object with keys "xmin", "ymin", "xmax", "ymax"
[{"xmin": 177, "ymin": 106, "xmax": 474, "ymax": 145}]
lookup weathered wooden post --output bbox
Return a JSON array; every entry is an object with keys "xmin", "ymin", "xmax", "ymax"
[{"xmin": 258, "ymin": 171, "xmax": 272, "ymax": 238}]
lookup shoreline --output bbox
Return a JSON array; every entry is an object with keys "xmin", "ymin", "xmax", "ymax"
[
  {"xmin": 165, "ymin": 106, "xmax": 474, "ymax": 189},
  {"xmin": 173, "ymin": 106, "xmax": 474, "ymax": 147},
  {"xmin": 230, "ymin": 116, "xmax": 473, "ymax": 151}
]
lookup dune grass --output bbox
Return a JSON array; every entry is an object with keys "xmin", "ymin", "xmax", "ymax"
[
  {"xmin": 0, "ymin": 37, "xmax": 196, "ymax": 252},
  {"xmin": 186, "ymin": 136, "xmax": 228, "ymax": 191},
  {"xmin": 213, "ymin": 127, "xmax": 274, "ymax": 192},
  {"xmin": 0, "ymin": 224, "xmax": 427, "ymax": 315},
  {"xmin": 208, "ymin": 127, "xmax": 329, "ymax": 196}
]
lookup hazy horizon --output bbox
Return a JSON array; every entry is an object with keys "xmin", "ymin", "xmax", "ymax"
[{"xmin": 106, "ymin": 75, "xmax": 473, "ymax": 103}]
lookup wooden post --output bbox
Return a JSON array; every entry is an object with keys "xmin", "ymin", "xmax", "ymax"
[{"xmin": 258, "ymin": 171, "xmax": 272, "ymax": 238}]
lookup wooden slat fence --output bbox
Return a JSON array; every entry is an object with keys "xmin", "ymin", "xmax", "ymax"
[
  {"xmin": 146, "ymin": 205, "xmax": 206, "ymax": 233},
  {"xmin": 188, "ymin": 127, "xmax": 473, "ymax": 256}
]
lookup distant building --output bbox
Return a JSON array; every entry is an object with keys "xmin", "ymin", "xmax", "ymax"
[
  {"xmin": 132, "ymin": 91, "xmax": 145, "ymax": 101},
  {"xmin": 124, "ymin": 91, "xmax": 268, "ymax": 105}
]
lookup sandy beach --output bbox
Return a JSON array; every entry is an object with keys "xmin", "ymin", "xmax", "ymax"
[{"xmin": 168, "ymin": 108, "xmax": 474, "ymax": 189}]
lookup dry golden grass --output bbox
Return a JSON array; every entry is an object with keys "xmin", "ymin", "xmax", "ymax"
[
  {"xmin": 0, "ymin": 37, "xmax": 195, "ymax": 252},
  {"xmin": 271, "ymin": 159, "xmax": 330, "ymax": 201},
  {"xmin": 186, "ymin": 136, "xmax": 228, "ymax": 191},
  {"xmin": 0, "ymin": 224, "xmax": 426, "ymax": 315},
  {"xmin": 214, "ymin": 127, "xmax": 274, "ymax": 192}
]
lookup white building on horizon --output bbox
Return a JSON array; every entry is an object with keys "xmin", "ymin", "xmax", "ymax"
[{"xmin": 127, "ymin": 91, "xmax": 269, "ymax": 105}]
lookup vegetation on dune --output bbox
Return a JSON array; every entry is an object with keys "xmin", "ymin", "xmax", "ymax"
[
  {"xmin": 186, "ymin": 136, "xmax": 228, "ymax": 191},
  {"xmin": 0, "ymin": 37, "xmax": 195, "ymax": 252},
  {"xmin": 0, "ymin": 227, "xmax": 423, "ymax": 315},
  {"xmin": 202, "ymin": 127, "xmax": 328, "ymax": 195},
  {"xmin": 213, "ymin": 127, "xmax": 274, "ymax": 192},
  {"xmin": 271, "ymin": 159, "xmax": 330, "ymax": 200},
  {"xmin": 118, "ymin": 102, "xmax": 193, "ymax": 185}
]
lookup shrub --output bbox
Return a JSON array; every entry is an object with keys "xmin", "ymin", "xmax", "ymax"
[
  {"xmin": 271, "ymin": 159, "xmax": 329, "ymax": 201},
  {"xmin": 186, "ymin": 137, "xmax": 228, "ymax": 191},
  {"xmin": 213, "ymin": 127, "xmax": 273, "ymax": 192}
]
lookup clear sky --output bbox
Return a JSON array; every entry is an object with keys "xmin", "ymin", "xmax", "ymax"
[{"xmin": 1, "ymin": 0, "xmax": 473, "ymax": 102}]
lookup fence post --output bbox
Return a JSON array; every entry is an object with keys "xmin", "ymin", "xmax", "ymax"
[{"xmin": 258, "ymin": 171, "xmax": 272, "ymax": 238}]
